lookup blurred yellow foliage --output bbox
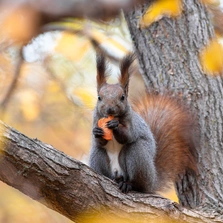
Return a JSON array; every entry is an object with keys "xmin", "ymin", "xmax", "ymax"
[
  {"xmin": 0, "ymin": 5, "xmax": 39, "ymax": 43},
  {"xmin": 200, "ymin": 38, "xmax": 223, "ymax": 74},
  {"xmin": 87, "ymin": 29, "xmax": 129, "ymax": 54},
  {"xmin": 51, "ymin": 19, "xmax": 131, "ymax": 58},
  {"xmin": 19, "ymin": 90, "xmax": 40, "ymax": 121},
  {"xmin": 80, "ymin": 209, "xmax": 176, "ymax": 223},
  {"xmin": 0, "ymin": 182, "xmax": 72, "ymax": 223},
  {"xmin": 73, "ymin": 87, "xmax": 96, "ymax": 109},
  {"xmin": 47, "ymin": 81, "xmax": 61, "ymax": 93},
  {"xmin": 139, "ymin": 0, "xmax": 182, "ymax": 28},
  {"xmin": 55, "ymin": 32, "xmax": 91, "ymax": 61}
]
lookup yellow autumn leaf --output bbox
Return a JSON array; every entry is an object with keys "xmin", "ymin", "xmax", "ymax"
[
  {"xmin": 139, "ymin": 0, "xmax": 183, "ymax": 28},
  {"xmin": 55, "ymin": 32, "xmax": 91, "ymax": 61},
  {"xmin": 200, "ymin": 38, "xmax": 223, "ymax": 74}
]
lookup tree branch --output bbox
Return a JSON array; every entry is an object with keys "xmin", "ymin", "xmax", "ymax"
[
  {"xmin": 0, "ymin": 48, "xmax": 23, "ymax": 116},
  {"xmin": 0, "ymin": 120, "xmax": 221, "ymax": 223},
  {"xmin": 0, "ymin": 0, "xmax": 144, "ymax": 22}
]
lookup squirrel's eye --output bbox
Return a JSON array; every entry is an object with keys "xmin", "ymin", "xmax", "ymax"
[
  {"xmin": 121, "ymin": 94, "xmax": 125, "ymax": 101},
  {"xmin": 98, "ymin": 96, "xmax": 102, "ymax": 101}
]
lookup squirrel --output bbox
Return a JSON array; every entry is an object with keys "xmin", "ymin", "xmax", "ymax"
[{"xmin": 89, "ymin": 53, "xmax": 198, "ymax": 193}]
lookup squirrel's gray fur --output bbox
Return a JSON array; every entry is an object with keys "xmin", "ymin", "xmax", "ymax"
[{"xmin": 90, "ymin": 99, "xmax": 157, "ymax": 193}]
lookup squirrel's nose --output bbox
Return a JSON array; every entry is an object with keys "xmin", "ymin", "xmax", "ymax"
[{"xmin": 107, "ymin": 107, "xmax": 115, "ymax": 115}]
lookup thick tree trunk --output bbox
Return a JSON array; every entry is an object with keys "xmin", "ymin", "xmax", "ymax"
[
  {"xmin": 0, "ymin": 120, "xmax": 222, "ymax": 223},
  {"xmin": 125, "ymin": 0, "xmax": 223, "ymax": 212}
]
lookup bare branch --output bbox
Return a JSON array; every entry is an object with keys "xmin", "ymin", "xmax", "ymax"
[
  {"xmin": 0, "ymin": 120, "xmax": 221, "ymax": 223},
  {"xmin": 0, "ymin": 48, "xmax": 23, "ymax": 116},
  {"xmin": 0, "ymin": 0, "xmax": 144, "ymax": 22}
]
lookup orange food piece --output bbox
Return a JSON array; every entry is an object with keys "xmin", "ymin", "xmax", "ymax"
[{"xmin": 98, "ymin": 116, "xmax": 114, "ymax": 141}]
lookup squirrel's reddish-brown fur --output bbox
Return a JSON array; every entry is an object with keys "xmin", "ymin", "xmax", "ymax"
[{"xmin": 132, "ymin": 93, "xmax": 198, "ymax": 190}]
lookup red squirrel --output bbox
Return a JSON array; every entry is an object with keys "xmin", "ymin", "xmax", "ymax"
[{"xmin": 89, "ymin": 53, "xmax": 197, "ymax": 193}]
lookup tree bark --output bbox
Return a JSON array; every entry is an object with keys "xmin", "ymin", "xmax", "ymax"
[
  {"xmin": 0, "ymin": 120, "xmax": 222, "ymax": 223},
  {"xmin": 125, "ymin": 0, "xmax": 223, "ymax": 213}
]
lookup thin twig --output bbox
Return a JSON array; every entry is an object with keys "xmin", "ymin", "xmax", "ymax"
[{"xmin": 0, "ymin": 47, "xmax": 23, "ymax": 116}]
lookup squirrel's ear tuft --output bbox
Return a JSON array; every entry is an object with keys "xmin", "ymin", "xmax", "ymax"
[
  {"xmin": 96, "ymin": 53, "xmax": 107, "ymax": 92},
  {"xmin": 119, "ymin": 53, "xmax": 135, "ymax": 94}
]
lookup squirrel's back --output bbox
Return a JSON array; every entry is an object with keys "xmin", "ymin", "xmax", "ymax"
[{"xmin": 132, "ymin": 92, "xmax": 198, "ymax": 191}]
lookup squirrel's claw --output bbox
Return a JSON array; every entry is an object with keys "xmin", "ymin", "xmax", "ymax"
[
  {"xmin": 114, "ymin": 176, "xmax": 132, "ymax": 193},
  {"xmin": 118, "ymin": 181, "xmax": 132, "ymax": 193},
  {"xmin": 107, "ymin": 119, "xmax": 119, "ymax": 130},
  {"xmin": 93, "ymin": 127, "xmax": 104, "ymax": 138}
]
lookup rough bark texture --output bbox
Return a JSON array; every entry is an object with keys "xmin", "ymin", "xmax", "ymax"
[
  {"xmin": 125, "ymin": 0, "xmax": 223, "ymax": 213},
  {"xmin": 0, "ymin": 120, "xmax": 222, "ymax": 223}
]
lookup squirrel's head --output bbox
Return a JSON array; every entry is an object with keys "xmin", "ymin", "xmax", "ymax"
[{"xmin": 96, "ymin": 53, "xmax": 135, "ymax": 118}]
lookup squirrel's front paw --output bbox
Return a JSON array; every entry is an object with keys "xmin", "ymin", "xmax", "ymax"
[
  {"xmin": 107, "ymin": 119, "xmax": 119, "ymax": 130},
  {"xmin": 114, "ymin": 176, "xmax": 132, "ymax": 193},
  {"xmin": 118, "ymin": 180, "xmax": 132, "ymax": 193},
  {"xmin": 93, "ymin": 127, "xmax": 104, "ymax": 138}
]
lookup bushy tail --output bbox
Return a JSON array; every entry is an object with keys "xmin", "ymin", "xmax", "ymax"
[{"xmin": 132, "ymin": 92, "xmax": 198, "ymax": 191}]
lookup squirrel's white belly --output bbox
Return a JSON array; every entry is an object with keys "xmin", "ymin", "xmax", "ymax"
[{"xmin": 104, "ymin": 137, "xmax": 123, "ymax": 177}]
